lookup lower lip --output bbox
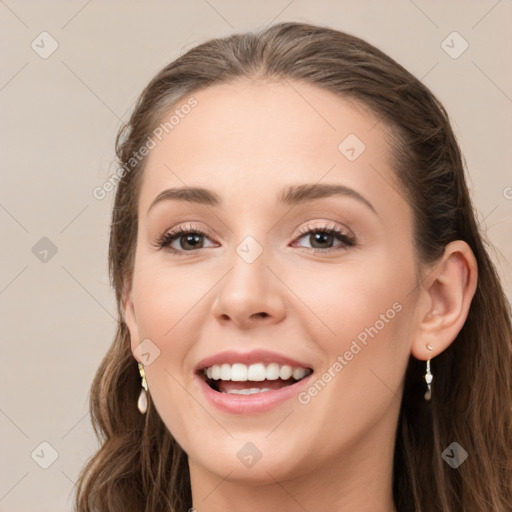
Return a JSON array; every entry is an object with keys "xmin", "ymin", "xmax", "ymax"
[{"xmin": 196, "ymin": 373, "xmax": 314, "ymax": 415}]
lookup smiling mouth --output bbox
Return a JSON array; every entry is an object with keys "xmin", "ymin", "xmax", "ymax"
[{"xmin": 198, "ymin": 362, "xmax": 314, "ymax": 395}]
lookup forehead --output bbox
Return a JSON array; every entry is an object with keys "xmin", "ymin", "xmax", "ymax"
[{"xmin": 137, "ymin": 79, "xmax": 400, "ymax": 217}]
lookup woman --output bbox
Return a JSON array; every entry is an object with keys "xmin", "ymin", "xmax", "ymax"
[{"xmin": 75, "ymin": 22, "xmax": 512, "ymax": 511}]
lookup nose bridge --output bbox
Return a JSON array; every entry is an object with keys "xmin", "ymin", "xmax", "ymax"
[
  {"xmin": 211, "ymin": 228, "xmax": 285, "ymax": 326},
  {"xmin": 228, "ymin": 231, "xmax": 271, "ymax": 303}
]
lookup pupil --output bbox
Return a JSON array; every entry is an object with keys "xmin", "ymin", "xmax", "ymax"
[
  {"xmin": 183, "ymin": 234, "xmax": 202, "ymax": 249},
  {"xmin": 312, "ymin": 232, "xmax": 332, "ymax": 248}
]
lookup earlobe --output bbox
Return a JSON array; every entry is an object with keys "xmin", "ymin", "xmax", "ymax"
[{"xmin": 411, "ymin": 240, "xmax": 478, "ymax": 361}]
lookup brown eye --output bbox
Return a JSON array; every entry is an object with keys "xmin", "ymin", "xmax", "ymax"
[
  {"xmin": 293, "ymin": 224, "xmax": 355, "ymax": 252},
  {"xmin": 154, "ymin": 223, "xmax": 217, "ymax": 255},
  {"xmin": 175, "ymin": 232, "xmax": 205, "ymax": 250}
]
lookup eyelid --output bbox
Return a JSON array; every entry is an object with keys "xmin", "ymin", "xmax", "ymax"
[{"xmin": 293, "ymin": 221, "xmax": 354, "ymax": 239}]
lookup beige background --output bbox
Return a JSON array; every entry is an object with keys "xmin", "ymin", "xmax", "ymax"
[{"xmin": 1, "ymin": 1, "xmax": 511, "ymax": 510}]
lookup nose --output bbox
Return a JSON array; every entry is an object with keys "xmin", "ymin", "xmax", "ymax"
[{"xmin": 210, "ymin": 241, "xmax": 286, "ymax": 330}]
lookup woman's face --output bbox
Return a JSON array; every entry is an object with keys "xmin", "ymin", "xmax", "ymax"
[{"xmin": 124, "ymin": 79, "xmax": 423, "ymax": 485}]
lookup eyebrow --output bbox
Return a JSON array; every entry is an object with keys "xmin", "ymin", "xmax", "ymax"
[{"xmin": 147, "ymin": 183, "xmax": 377, "ymax": 215}]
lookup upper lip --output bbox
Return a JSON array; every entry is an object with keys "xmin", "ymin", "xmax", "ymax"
[{"xmin": 195, "ymin": 349, "xmax": 313, "ymax": 371}]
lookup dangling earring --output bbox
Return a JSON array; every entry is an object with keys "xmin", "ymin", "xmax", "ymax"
[
  {"xmin": 137, "ymin": 362, "xmax": 148, "ymax": 414},
  {"xmin": 424, "ymin": 359, "xmax": 433, "ymax": 401},
  {"xmin": 424, "ymin": 344, "xmax": 433, "ymax": 401}
]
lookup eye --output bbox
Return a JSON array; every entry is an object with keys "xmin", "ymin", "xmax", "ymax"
[
  {"xmin": 153, "ymin": 221, "xmax": 356, "ymax": 256},
  {"xmin": 153, "ymin": 223, "xmax": 217, "ymax": 255},
  {"xmin": 291, "ymin": 223, "xmax": 355, "ymax": 252}
]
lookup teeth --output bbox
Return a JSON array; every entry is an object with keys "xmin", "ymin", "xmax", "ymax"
[
  {"xmin": 292, "ymin": 368, "xmax": 307, "ymax": 380},
  {"xmin": 225, "ymin": 388, "xmax": 272, "ymax": 395},
  {"xmin": 220, "ymin": 363, "xmax": 231, "ymax": 380},
  {"xmin": 279, "ymin": 365, "xmax": 293, "ymax": 380},
  {"xmin": 266, "ymin": 363, "xmax": 280, "ymax": 380},
  {"xmin": 231, "ymin": 363, "xmax": 247, "ymax": 381},
  {"xmin": 203, "ymin": 363, "xmax": 312, "ymax": 382},
  {"xmin": 247, "ymin": 363, "xmax": 266, "ymax": 381}
]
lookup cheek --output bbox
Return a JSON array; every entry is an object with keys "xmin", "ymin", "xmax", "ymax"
[
  {"xmin": 131, "ymin": 258, "xmax": 209, "ymax": 339},
  {"xmin": 129, "ymin": 259, "xmax": 216, "ymax": 441},
  {"xmin": 293, "ymin": 252, "xmax": 415, "ymax": 407},
  {"xmin": 301, "ymin": 261, "xmax": 415, "ymax": 426},
  {"xmin": 288, "ymin": 250, "xmax": 412, "ymax": 346},
  {"xmin": 296, "ymin": 294, "xmax": 412, "ymax": 455}
]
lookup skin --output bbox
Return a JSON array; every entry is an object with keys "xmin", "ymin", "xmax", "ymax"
[{"xmin": 123, "ymin": 79, "xmax": 477, "ymax": 512}]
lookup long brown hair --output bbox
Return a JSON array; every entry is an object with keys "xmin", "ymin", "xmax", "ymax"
[{"xmin": 75, "ymin": 22, "xmax": 512, "ymax": 511}]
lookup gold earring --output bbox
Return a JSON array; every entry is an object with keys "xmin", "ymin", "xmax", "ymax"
[{"xmin": 137, "ymin": 362, "xmax": 148, "ymax": 414}]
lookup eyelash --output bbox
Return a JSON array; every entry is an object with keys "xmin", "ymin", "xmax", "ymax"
[{"xmin": 153, "ymin": 222, "xmax": 356, "ymax": 256}]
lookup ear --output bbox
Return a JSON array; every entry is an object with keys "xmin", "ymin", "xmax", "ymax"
[
  {"xmin": 122, "ymin": 280, "xmax": 142, "ymax": 361},
  {"xmin": 411, "ymin": 240, "xmax": 478, "ymax": 361}
]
